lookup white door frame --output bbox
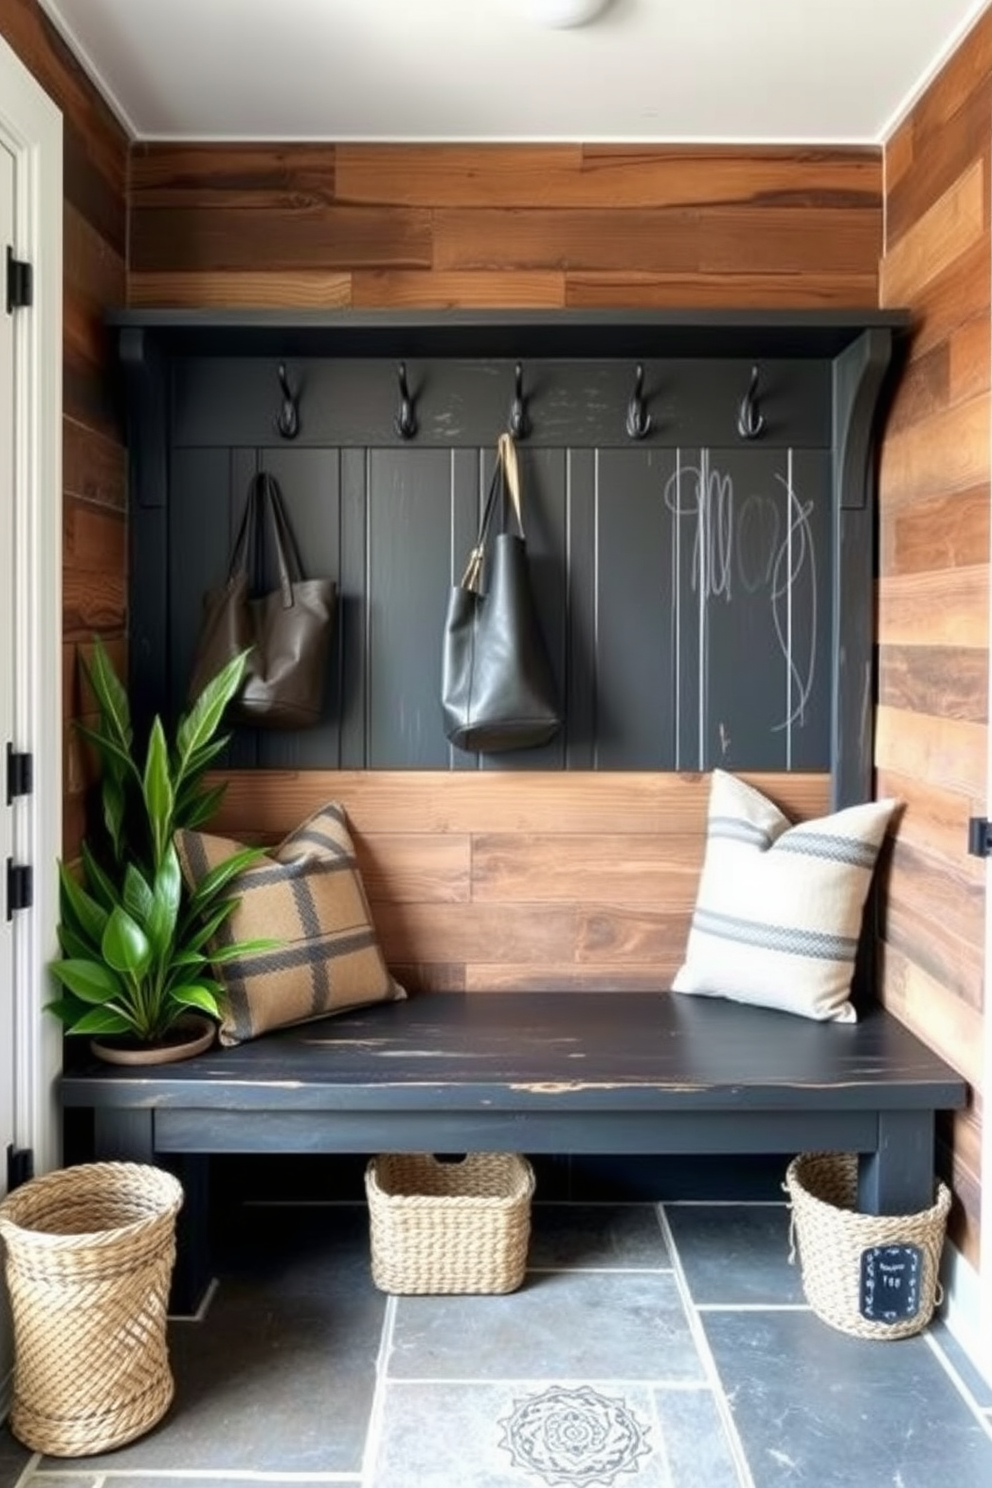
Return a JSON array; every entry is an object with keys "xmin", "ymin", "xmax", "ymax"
[
  {"xmin": 982, "ymin": 179, "xmax": 992, "ymax": 1379},
  {"xmin": 0, "ymin": 31, "xmax": 63, "ymax": 1182}
]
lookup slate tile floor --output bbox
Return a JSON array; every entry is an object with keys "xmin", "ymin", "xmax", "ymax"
[{"xmin": 3, "ymin": 1198, "xmax": 992, "ymax": 1488}]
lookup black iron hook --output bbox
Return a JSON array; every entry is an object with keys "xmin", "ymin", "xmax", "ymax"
[
  {"xmin": 625, "ymin": 363, "xmax": 652, "ymax": 440},
  {"xmin": 509, "ymin": 362, "xmax": 530, "ymax": 440},
  {"xmin": 737, "ymin": 365, "xmax": 765, "ymax": 441},
  {"xmin": 276, "ymin": 362, "xmax": 300, "ymax": 440},
  {"xmin": 395, "ymin": 362, "xmax": 417, "ymax": 440}
]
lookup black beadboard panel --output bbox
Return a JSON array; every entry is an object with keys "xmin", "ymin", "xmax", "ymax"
[
  {"xmin": 156, "ymin": 343, "xmax": 845, "ymax": 773},
  {"xmin": 594, "ymin": 448, "xmax": 678, "ymax": 768},
  {"xmin": 168, "ymin": 439, "xmax": 831, "ymax": 772},
  {"xmin": 367, "ymin": 448, "xmax": 452, "ymax": 768},
  {"xmin": 169, "ymin": 444, "xmax": 235, "ymax": 726},
  {"xmin": 120, "ymin": 313, "xmax": 901, "ymax": 794}
]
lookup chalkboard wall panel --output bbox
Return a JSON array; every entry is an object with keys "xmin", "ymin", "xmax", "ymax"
[
  {"xmin": 683, "ymin": 446, "xmax": 831, "ymax": 773},
  {"xmin": 167, "ymin": 435, "xmax": 832, "ymax": 772}
]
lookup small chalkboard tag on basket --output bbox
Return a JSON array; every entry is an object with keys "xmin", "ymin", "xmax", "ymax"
[{"xmin": 859, "ymin": 1244, "xmax": 923, "ymax": 1322}]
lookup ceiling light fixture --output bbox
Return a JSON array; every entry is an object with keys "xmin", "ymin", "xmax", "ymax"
[{"xmin": 521, "ymin": 0, "xmax": 611, "ymax": 28}]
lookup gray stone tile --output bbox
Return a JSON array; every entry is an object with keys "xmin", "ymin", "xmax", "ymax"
[
  {"xmin": 110, "ymin": 1481, "xmax": 353, "ymax": 1488},
  {"xmin": 368, "ymin": 1381, "xmax": 671, "ymax": 1488},
  {"xmin": 38, "ymin": 1205, "xmax": 383, "ymax": 1475},
  {"xmin": 664, "ymin": 1203, "xmax": 804, "ymax": 1305},
  {"xmin": 651, "ymin": 1387, "xmax": 745, "ymax": 1488},
  {"xmin": 388, "ymin": 1270, "xmax": 704, "ymax": 1383},
  {"xmin": 928, "ymin": 1318, "xmax": 992, "ymax": 1410},
  {"xmin": 528, "ymin": 1203, "xmax": 670, "ymax": 1271},
  {"xmin": 0, "ymin": 1427, "xmax": 33, "ymax": 1488},
  {"xmin": 18, "ymin": 1479, "xmax": 99, "ymax": 1487},
  {"xmin": 704, "ymin": 1308, "xmax": 992, "ymax": 1488}
]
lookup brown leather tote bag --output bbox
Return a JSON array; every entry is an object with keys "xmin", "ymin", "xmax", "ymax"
[{"xmin": 189, "ymin": 472, "xmax": 336, "ymax": 729}]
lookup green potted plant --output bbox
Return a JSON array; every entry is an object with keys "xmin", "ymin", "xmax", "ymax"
[{"xmin": 48, "ymin": 640, "xmax": 270, "ymax": 1063}]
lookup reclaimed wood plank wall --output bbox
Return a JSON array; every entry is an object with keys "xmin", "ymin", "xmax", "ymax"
[
  {"xmin": 205, "ymin": 770, "xmax": 832, "ymax": 995},
  {"xmin": 880, "ymin": 7, "xmax": 992, "ymax": 1268},
  {"xmin": 0, "ymin": 0, "xmax": 129, "ymax": 865},
  {"xmin": 127, "ymin": 143, "xmax": 882, "ymax": 311}
]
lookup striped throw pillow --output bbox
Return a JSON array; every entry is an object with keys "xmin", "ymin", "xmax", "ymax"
[
  {"xmin": 672, "ymin": 770, "xmax": 899, "ymax": 1022},
  {"xmin": 175, "ymin": 802, "xmax": 406, "ymax": 1046}
]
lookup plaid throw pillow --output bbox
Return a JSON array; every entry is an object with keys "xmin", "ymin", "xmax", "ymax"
[
  {"xmin": 672, "ymin": 770, "xmax": 899, "ymax": 1022},
  {"xmin": 175, "ymin": 802, "xmax": 406, "ymax": 1046}
]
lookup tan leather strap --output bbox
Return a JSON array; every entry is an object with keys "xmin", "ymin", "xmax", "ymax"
[
  {"xmin": 458, "ymin": 433, "xmax": 524, "ymax": 590},
  {"xmin": 497, "ymin": 431, "xmax": 523, "ymax": 532}
]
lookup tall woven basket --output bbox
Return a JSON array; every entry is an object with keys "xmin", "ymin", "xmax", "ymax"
[
  {"xmin": 0, "ymin": 1161, "xmax": 184, "ymax": 1456},
  {"xmin": 366, "ymin": 1152, "xmax": 534, "ymax": 1295},
  {"xmin": 785, "ymin": 1152, "xmax": 951, "ymax": 1341}
]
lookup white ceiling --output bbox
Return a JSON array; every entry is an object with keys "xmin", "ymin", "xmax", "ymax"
[{"xmin": 38, "ymin": 0, "xmax": 991, "ymax": 145}]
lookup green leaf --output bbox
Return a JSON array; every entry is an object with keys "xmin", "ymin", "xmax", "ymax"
[
  {"xmin": 169, "ymin": 984, "xmax": 222, "ymax": 1019},
  {"xmin": 81, "ymin": 841, "xmax": 119, "ymax": 911},
  {"xmin": 101, "ymin": 763, "xmax": 127, "ymax": 864},
  {"xmin": 59, "ymin": 862, "xmax": 110, "ymax": 945},
  {"xmin": 44, "ymin": 993, "xmax": 88, "ymax": 1026},
  {"xmin": 176, "ymin": 782, "xmax": 228, "ymax": 833},
  {"xmin": 207, "ymin": 937, "xmax": 279, "ymax": 964},
  {"xmin": 185, "ymin": 735, "xmax": 231, "ymax": 778},
  {"xmin": 65, "ymin": 1006, "xmax": 133, "ymax": 1036},
  {"xmin": 123, "ymin": 863, "xmax": 155, "ymax": 928},
  {"xmin": 169, "ymin": 949, "xmax": 207, "ymax": 968},
  {"xmin": 49, "ymin": 958, "xmax": 124, "ymax": 1004},
  {"xmin": 186, "ymin": 845, "xmax": 266, "ymax": 914},
  {"xmin": 146, "ymin": 843, "xmax": 182, "ymax": 956},
  {"xmin": 176, "ymin": 651, "xmax": 249, "ymax": 774},
  {"xmin": 142, "ymin": 717, "xmax": 175, "ymax": 871},
  {"xmin": 74, "ymin": 720, "xmax": 138, "ymax": 782},
  {"xmin": 57, "ymin": 922, "xmax": 97, "ymax": 961},
  {"xmin": 101, "ymin": 906, "xmax": 152, "ymax": 978},
  {"xmin": 80, "ymin": 638, "xmax": 133, "ymax": 755},
  {"xmin": 184, "ymin": 897, "xmax": 239, "ymax": 951}
]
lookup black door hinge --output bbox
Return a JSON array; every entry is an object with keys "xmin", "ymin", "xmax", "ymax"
[
  {"xmin": 6, "ymin": 1144, "xmax": 34, "ymax": 1193},
  {"xmin": 6, "ymin": 744, "xmax": 33, "ymax": 803},
  {"xmin": 6, "ymin": 245, "xmax": 33, "ymax": 312},
  {"xmin": 6, "ymin": 858, "xmax": 32, "ymax": 918},
  {"xmin": 967, "ymin": 817, "xmax": 992, "ymax": 858}
]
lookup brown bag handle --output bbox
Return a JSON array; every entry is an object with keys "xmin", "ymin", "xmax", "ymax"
[{"xmin": 228, "ymin": 472, "xmax": 306, "ymax": 608}]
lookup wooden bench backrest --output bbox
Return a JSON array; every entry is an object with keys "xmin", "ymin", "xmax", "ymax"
[{"xmin": 207, "ymin": 769, "xmax": 831, "ymax": 994}]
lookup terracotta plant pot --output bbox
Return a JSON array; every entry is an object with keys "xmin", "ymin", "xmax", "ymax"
[{"xmin": 89, "ymin": 1013, "xmax": 216, "ymax": 1067}]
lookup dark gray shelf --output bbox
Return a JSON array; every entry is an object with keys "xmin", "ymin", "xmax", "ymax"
[{"xmin": 108, "ymin": 306, "xmax": 912, "ymax": 360}]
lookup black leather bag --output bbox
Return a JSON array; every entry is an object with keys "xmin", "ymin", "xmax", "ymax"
[
  {"xmin": 441, "ymin": 433, "xmax": 561, "ymax": 753},
  {"xmin": 189, "ymin": 472, "xmax": 336, "ymax": 729}
]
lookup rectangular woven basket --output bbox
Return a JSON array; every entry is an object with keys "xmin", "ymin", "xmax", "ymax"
[{"xmin": 365, "ymin": 1152, "xmax": 535, "ymax": 1295}]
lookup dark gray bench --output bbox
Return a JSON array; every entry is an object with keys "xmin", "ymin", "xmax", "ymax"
[{"xmin": 60, "ymin": 990, "xmax": 967, "ymax": 1312}]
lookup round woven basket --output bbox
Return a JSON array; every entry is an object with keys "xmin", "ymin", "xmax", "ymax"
[
  {"xmin": 0, "ymin": 1161, "xmax": 184, "ymax": 1456},
  {"xmin": 784, "ymin": 1152, "xmax": 951, "ymax": 1341},
  {"xmin": 366, "ymin": 1152, "xmax": 535, "ymax": 1295}
]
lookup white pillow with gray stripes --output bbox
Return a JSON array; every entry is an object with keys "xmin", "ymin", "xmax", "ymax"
[{"xmin": 672, "ymin": 770, "xmax": 899, "ymax": 1022}]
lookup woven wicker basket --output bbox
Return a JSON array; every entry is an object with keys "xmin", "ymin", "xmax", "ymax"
[
  {"xmin": 0, "ymin": 1161, "xmax": 184, "ymax": 1456},
  {"xmin": 366, "ymin": 1152, "xmax": 535, "ymax": 1295},
  {"xmin": 784, "ymin": 1152, "xmax": 951, "ymax": 1341}
]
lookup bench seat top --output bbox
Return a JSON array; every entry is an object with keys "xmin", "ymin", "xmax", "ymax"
[{"xmin": 61, "ymin": 992, "xmax": 967, "ymax": 1117}]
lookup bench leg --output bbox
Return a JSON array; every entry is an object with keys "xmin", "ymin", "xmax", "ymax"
[
  {"xmin": 93, "ymin": 1112, "xmax": 213, "ymax": 1316},
  {"xmin": 858, "ymin": 1111, "xmax": 935, "ymax": 1216}
]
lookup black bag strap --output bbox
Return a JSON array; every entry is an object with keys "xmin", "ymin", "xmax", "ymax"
[
  {"xmin": 459, "ymin": 433, "xmax": 525, "ymax": 590},
  {"xmin": 227, "ymin": 472, "xmax": 307, "ymax": 607}
]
